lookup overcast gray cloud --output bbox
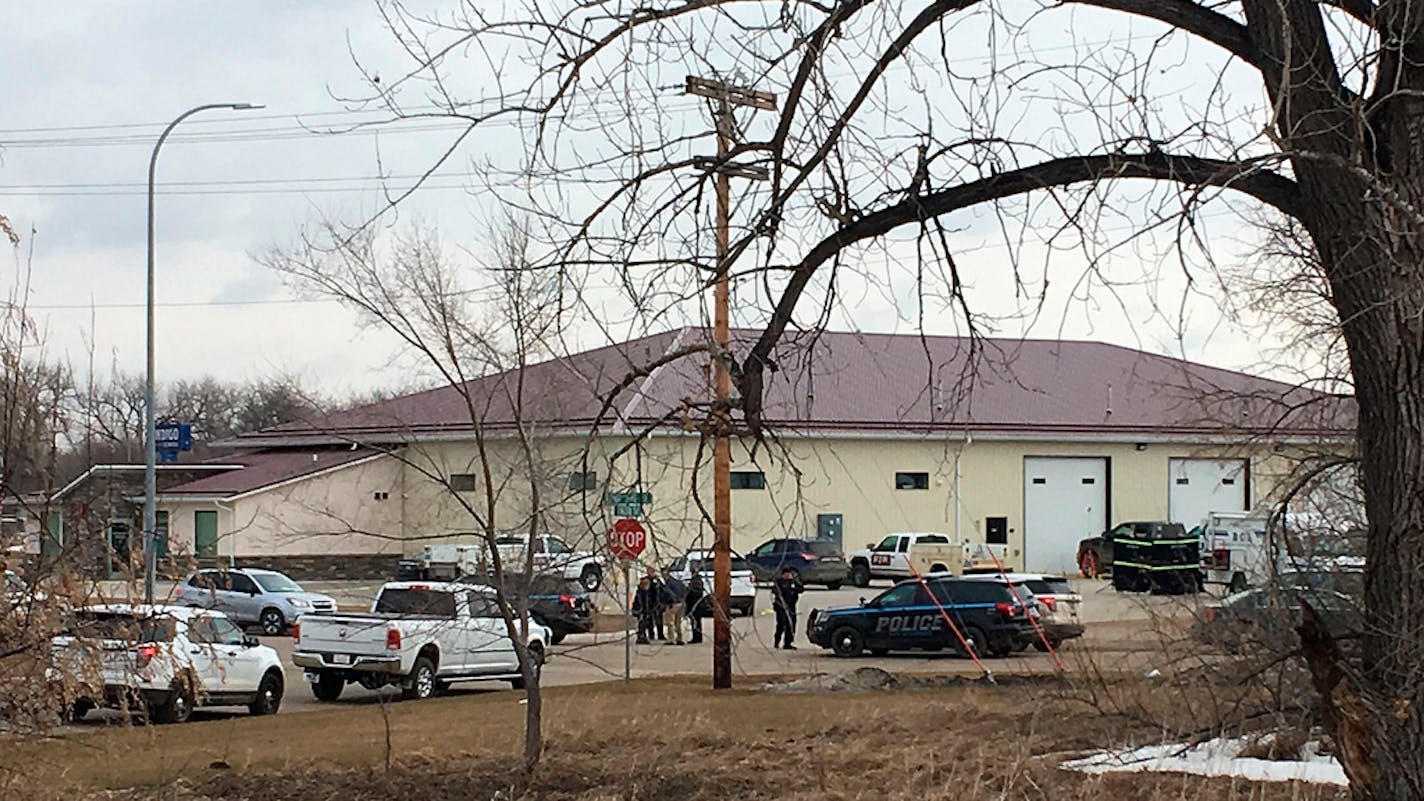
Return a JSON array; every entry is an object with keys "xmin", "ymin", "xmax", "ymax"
[{"xmin": 0, "ymin": 1, "xmax": 1297, "ymax": 403}]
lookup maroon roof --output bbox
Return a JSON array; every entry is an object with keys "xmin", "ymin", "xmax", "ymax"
[
  {"xmin": 223, "ymin": 328, "xmax": 1352, "ymax": 444},
  {"xmin": 161, "ymin": 448, "xmax": 378, "ymax": 497}
]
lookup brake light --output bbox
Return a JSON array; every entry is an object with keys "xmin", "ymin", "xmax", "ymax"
[
  {"xmin": 996, "ymin": 602, "xmax": 1021, "ymax": 618},
  {"xmin": 799, "ymin": 552, "xmax": 819, "ymax": 561},
  {"xmin": 559, "ymin": 594, "xmax": 577, "ymax": 608},
  {"xmin": 386, "ymin": 627, "xmax": 402, "ymax": 651},
  {"xmin": 409, "ymin": 584, "xmax": 430, "ymax": 591},
  {"xmin": 292, "ymin": 621, "xmax": 301, "ymax": 642},
  {"xmin": 1212, "ymin": 549, "xmax": 1229, "ymax": 569},
  {"xmin": 135, "ymin": 644, "xmax": 159, "ymax": 668},
  {"xmin": 1041, "ymin": 596, "xmax": 1057, "ymax": 611}
]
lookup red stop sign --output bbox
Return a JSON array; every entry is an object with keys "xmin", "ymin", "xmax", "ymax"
[{"xmin": 607, "ymin": 518, "xmax": 647, "ymax": 561}]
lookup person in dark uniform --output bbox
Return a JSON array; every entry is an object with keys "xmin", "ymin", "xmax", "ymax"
[
  {"xmin": 684, "ymin": 574, "xmax": 706, "ymax": 643},
  {"xmin": 633, "ymin": 576, "xmax": 656, "ymax": 644},
  {"xmin": 646, "ymin": 568, "xmax": 667, "ymax": 640},
  {"xmin": 772, "ymin": 567, "xmax": 804, "ymax": 650}
]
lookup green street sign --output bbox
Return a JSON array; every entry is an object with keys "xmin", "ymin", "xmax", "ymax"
[
  {"xmin": 613, "ymin": 502, "xmax": 643, "ymax": 518},
  {"xmin": 605, "ymin": 491, "xmax": 652, "ymax": 506}
]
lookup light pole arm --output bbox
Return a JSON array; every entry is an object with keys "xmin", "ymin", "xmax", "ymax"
[{"xmin": 142, "ymin": 102, "xmax": 261, "ymax": 605}]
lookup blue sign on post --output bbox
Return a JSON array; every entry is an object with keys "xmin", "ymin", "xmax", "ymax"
[{"xmin": 155, "ymin": 422, "xmax": 193, "ymax": 463}]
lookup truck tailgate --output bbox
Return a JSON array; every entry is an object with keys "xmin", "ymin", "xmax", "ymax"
[{"xmin": 297, "ymin": 614, "xmax": 397, "ymax": 656}]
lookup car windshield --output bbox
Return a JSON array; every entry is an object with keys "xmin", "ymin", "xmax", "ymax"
[
  {"xmin": 872, "ymin": 536, "xmax": 899, "ymax": 552},
  {"xmin": 67, "ymin": 611, "xmax": 178, "ymax": 643},
  {"xmin": 689, "ymin": 557, "xmax": 750, "ymax": 573},
  {"xmin": 375, "ymin": 589, "xmax": 458, "ymax": 618},
  {"xmin": 530, "ymin": 576, "xmax": 583, "ymax": 596},
  {"xmin": 1025, "ymin": 578, "xmax": 1074, "ymax": 596},
  {"xmin": 252, "ymin": 573, "xmax": 304, "ymax": 593}
]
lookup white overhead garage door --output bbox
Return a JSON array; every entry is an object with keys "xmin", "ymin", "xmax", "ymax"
[
  {"xmin": 1023, "ymin": 457, "xmax": 1108, "ymax": 574},
  {"xmin": 1169, "ymin": 458, "xmax": 1249, "ymax": 528}
]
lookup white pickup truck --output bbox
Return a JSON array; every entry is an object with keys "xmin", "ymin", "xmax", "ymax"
[
  {"xmin": 493, "ymin": 534, "xmax": 605, "ymax": 591},
  {"xmin": 404, "ymin": 534, "xmax": 606, "ymax": 591},
  {"xmin": 291, "ymin": 582, "xmax": 550, "ymax": 702},
  {"xmin": 847, "ymin": 532, "xmax": 964, "ymax": 587}
]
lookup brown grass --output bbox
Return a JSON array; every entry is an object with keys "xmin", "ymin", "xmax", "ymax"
[{"xmin": 0, "ymin": 676, "xmax": 1347, "ymax": 801}]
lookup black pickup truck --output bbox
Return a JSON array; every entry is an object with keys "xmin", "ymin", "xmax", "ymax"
[{"xmin": 1077, "ymin": 521, "xmax": 1186, "ymax": 578}]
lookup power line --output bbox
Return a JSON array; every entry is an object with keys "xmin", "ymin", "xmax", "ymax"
[
  {"xmin": 27, "ymin": 297, "xmax": 338, "ymax": 311},
  {"xmin": 0, "ymin": 32, "xmax": 1164, "ymax": 147}
]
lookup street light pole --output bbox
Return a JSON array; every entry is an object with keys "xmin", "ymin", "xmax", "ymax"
[{"xmin": 143, "ymin": 102, "xmax": 262, "ymax": 605}]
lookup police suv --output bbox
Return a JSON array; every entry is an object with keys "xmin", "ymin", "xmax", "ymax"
[{"xmin": 807, "ymin": 576, "xmax": 1036, "ymax": 658}]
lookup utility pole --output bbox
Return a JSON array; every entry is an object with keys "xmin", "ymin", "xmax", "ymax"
[{"xmin": 684, "ymin": 75, "xmax": 775, "ymax": 690}]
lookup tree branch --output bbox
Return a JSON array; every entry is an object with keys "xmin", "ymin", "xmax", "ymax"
[
  {"xmin": 740, "ymin": 152, "xmax": 1302, "ymax": 429},
  {"xmin": 1069, "ymin": 0, "xmax": 1265, "ymax": 71}
]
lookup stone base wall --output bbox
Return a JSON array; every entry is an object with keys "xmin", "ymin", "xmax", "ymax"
[{"xmin": 234, "ymin": 554, "xmax": 398, "ymax": 581}]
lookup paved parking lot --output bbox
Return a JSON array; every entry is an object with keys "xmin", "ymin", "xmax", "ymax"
[{"xmin": 67, "ymin": 575, "xmax": 1214, "ymax": 723}]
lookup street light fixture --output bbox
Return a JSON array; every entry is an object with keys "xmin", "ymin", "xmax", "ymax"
[{"xmin": 143, "ymin": 102, "xmax": 263, "ymax": 604}]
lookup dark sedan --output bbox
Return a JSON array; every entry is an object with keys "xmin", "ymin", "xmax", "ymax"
[
  {"xmin": 460, "ymin": 573, "xmax": 594, "ymax": 644},
  {"xmin": 745, "ymin": 538, "xmax": 850, "ymax": 588}
]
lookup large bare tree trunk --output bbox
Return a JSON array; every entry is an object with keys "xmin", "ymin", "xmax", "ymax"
[{"xmin": 1334, "ymin": 252, "xmax": 1424, "ymax": 800}]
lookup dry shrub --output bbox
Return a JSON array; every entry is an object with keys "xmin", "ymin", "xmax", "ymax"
[{"xmin": 11, "ymin": 676, "xmax": 1347, "ymax": 801}]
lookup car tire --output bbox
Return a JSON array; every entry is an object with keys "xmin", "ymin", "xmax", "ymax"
[
  {"xmin": 311, "ymin": 672, "xmax": 345, "ymax": 702},
  {"xmin": 580, "ymin": 565, "xmax": 603, "ymax": 592},
  {"xmin": 512, "ymin": 643, "xmax": 545, "ymax": 690},
  {"xmin": 69, "ymin": 699, "xmax": 95, "ymax": 722},
  {"xmin": 825, "ymin": 581, "xmax": 842, "ymax": 591},
  {"xmin": 1229, "ymin": 573, "xmax": 1248, "ymax": 594},
  {"xmin": 830, "ymin": 626, "xmax": 864, "ymax": 657},
  {"xmin": 403, "ymin": 655, "xmax": 438, "ymax": 701},
  {"xmin": 248, "ymin": 670, "xmax": 284, "ymax": 716},
  {"xmin": 148, "ymin": 683, "xmax": 193, "ymax": 725},
  {"xmin": 962, "ymin": 626, "xmax": 988, "ymax": 659},
  {"xmin": 850, "ymin": 563, "xmax": 871, "ymax": 588},
  {"xmin": 259, "ymin": 607, "xmax": 286, "ymax": 636}
]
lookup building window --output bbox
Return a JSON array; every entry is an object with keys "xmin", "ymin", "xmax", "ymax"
[
  {"xmin": 449, "ymin": 473, "xmax": 477, "ymax": 492},
  {"xmin": 373, "ymin": 491, "xmax": 390, "ymax": 501},
  {"xmin": 729, "ymin": 471, "xmax": 766, "ymax": 490},
  {"xmin": 568, "ymin": 471, "xmax": 597, "ymax": 492},
  {"xmin": 895, "ymin": 471, "xmax": 930, "ymax": 490}
]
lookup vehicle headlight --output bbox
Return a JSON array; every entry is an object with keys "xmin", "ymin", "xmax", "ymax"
[{"xmin": 288, "ymin": 598, "xmax": 311, "ymax": 608}]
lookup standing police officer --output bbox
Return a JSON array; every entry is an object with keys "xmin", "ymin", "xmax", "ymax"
[{"xmin": 772, "ymin": 567, "xmax": 804, "ymax": 650}]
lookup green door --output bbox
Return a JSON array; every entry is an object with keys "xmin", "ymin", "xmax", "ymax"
[
  {"xmin": 43, "ymin": 509, "xmax": 62, "ymax": 557},
  {"xmin": 194, "ymin": 510, "xmax": 218, "ymax": 561},
  {"xmin": 155, "ymin": 511, "xmax": 169, "ymax": 559}
]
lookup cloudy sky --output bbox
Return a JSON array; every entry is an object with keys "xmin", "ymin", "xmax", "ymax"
[{"xmin": 0, "ymin": 2, "xmax": 1298, "ymax": 402}]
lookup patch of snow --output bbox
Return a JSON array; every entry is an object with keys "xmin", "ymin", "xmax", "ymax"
[{"xmin": 1060, "ymin": 737, "xmax": 1347, "ymax": 786}]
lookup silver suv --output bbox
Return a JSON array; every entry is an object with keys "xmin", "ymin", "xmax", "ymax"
[{"xmin": 173, "ymin": 568, "xmax": 336, "ymax": 635}]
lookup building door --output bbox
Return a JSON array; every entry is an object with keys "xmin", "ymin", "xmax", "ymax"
[
  {"xmin": 107, "ymin": 521, "xmax": 132, "ymax": 578},
  {"xmin": 155, "ymin": 511, "xmax": 169, "ymax": 559},
  {"xmin": 43, "ymin": 509, "xmax": 62, "ymax": 557},
  {"xmin": 194, "ymin": 510, "xmax": 218, "ymax": 561},
  {"xmin": 816, "ymin": 514, "xmax": 843, "ymax": 549},
  {"xmin": 1023, "ymin": 457, "xmax": 1108, "ymax": 573},
  {"xmin": 1168, "ymin": 458, "xmax": 1248, "ymax": 528}
]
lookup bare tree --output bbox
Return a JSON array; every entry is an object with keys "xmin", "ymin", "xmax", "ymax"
[
  {"xmin": 266, "ymin": 217, "xmax": 591, "ymax": 771},
  {"xmin": 326, "ymin": 3, "xmax": 1424, "ymax": 795}
]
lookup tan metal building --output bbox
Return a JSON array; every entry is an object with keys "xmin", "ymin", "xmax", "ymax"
[{"xmin": 145, "ymin": 329, "xmax": 1349, "ymax": 578}]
